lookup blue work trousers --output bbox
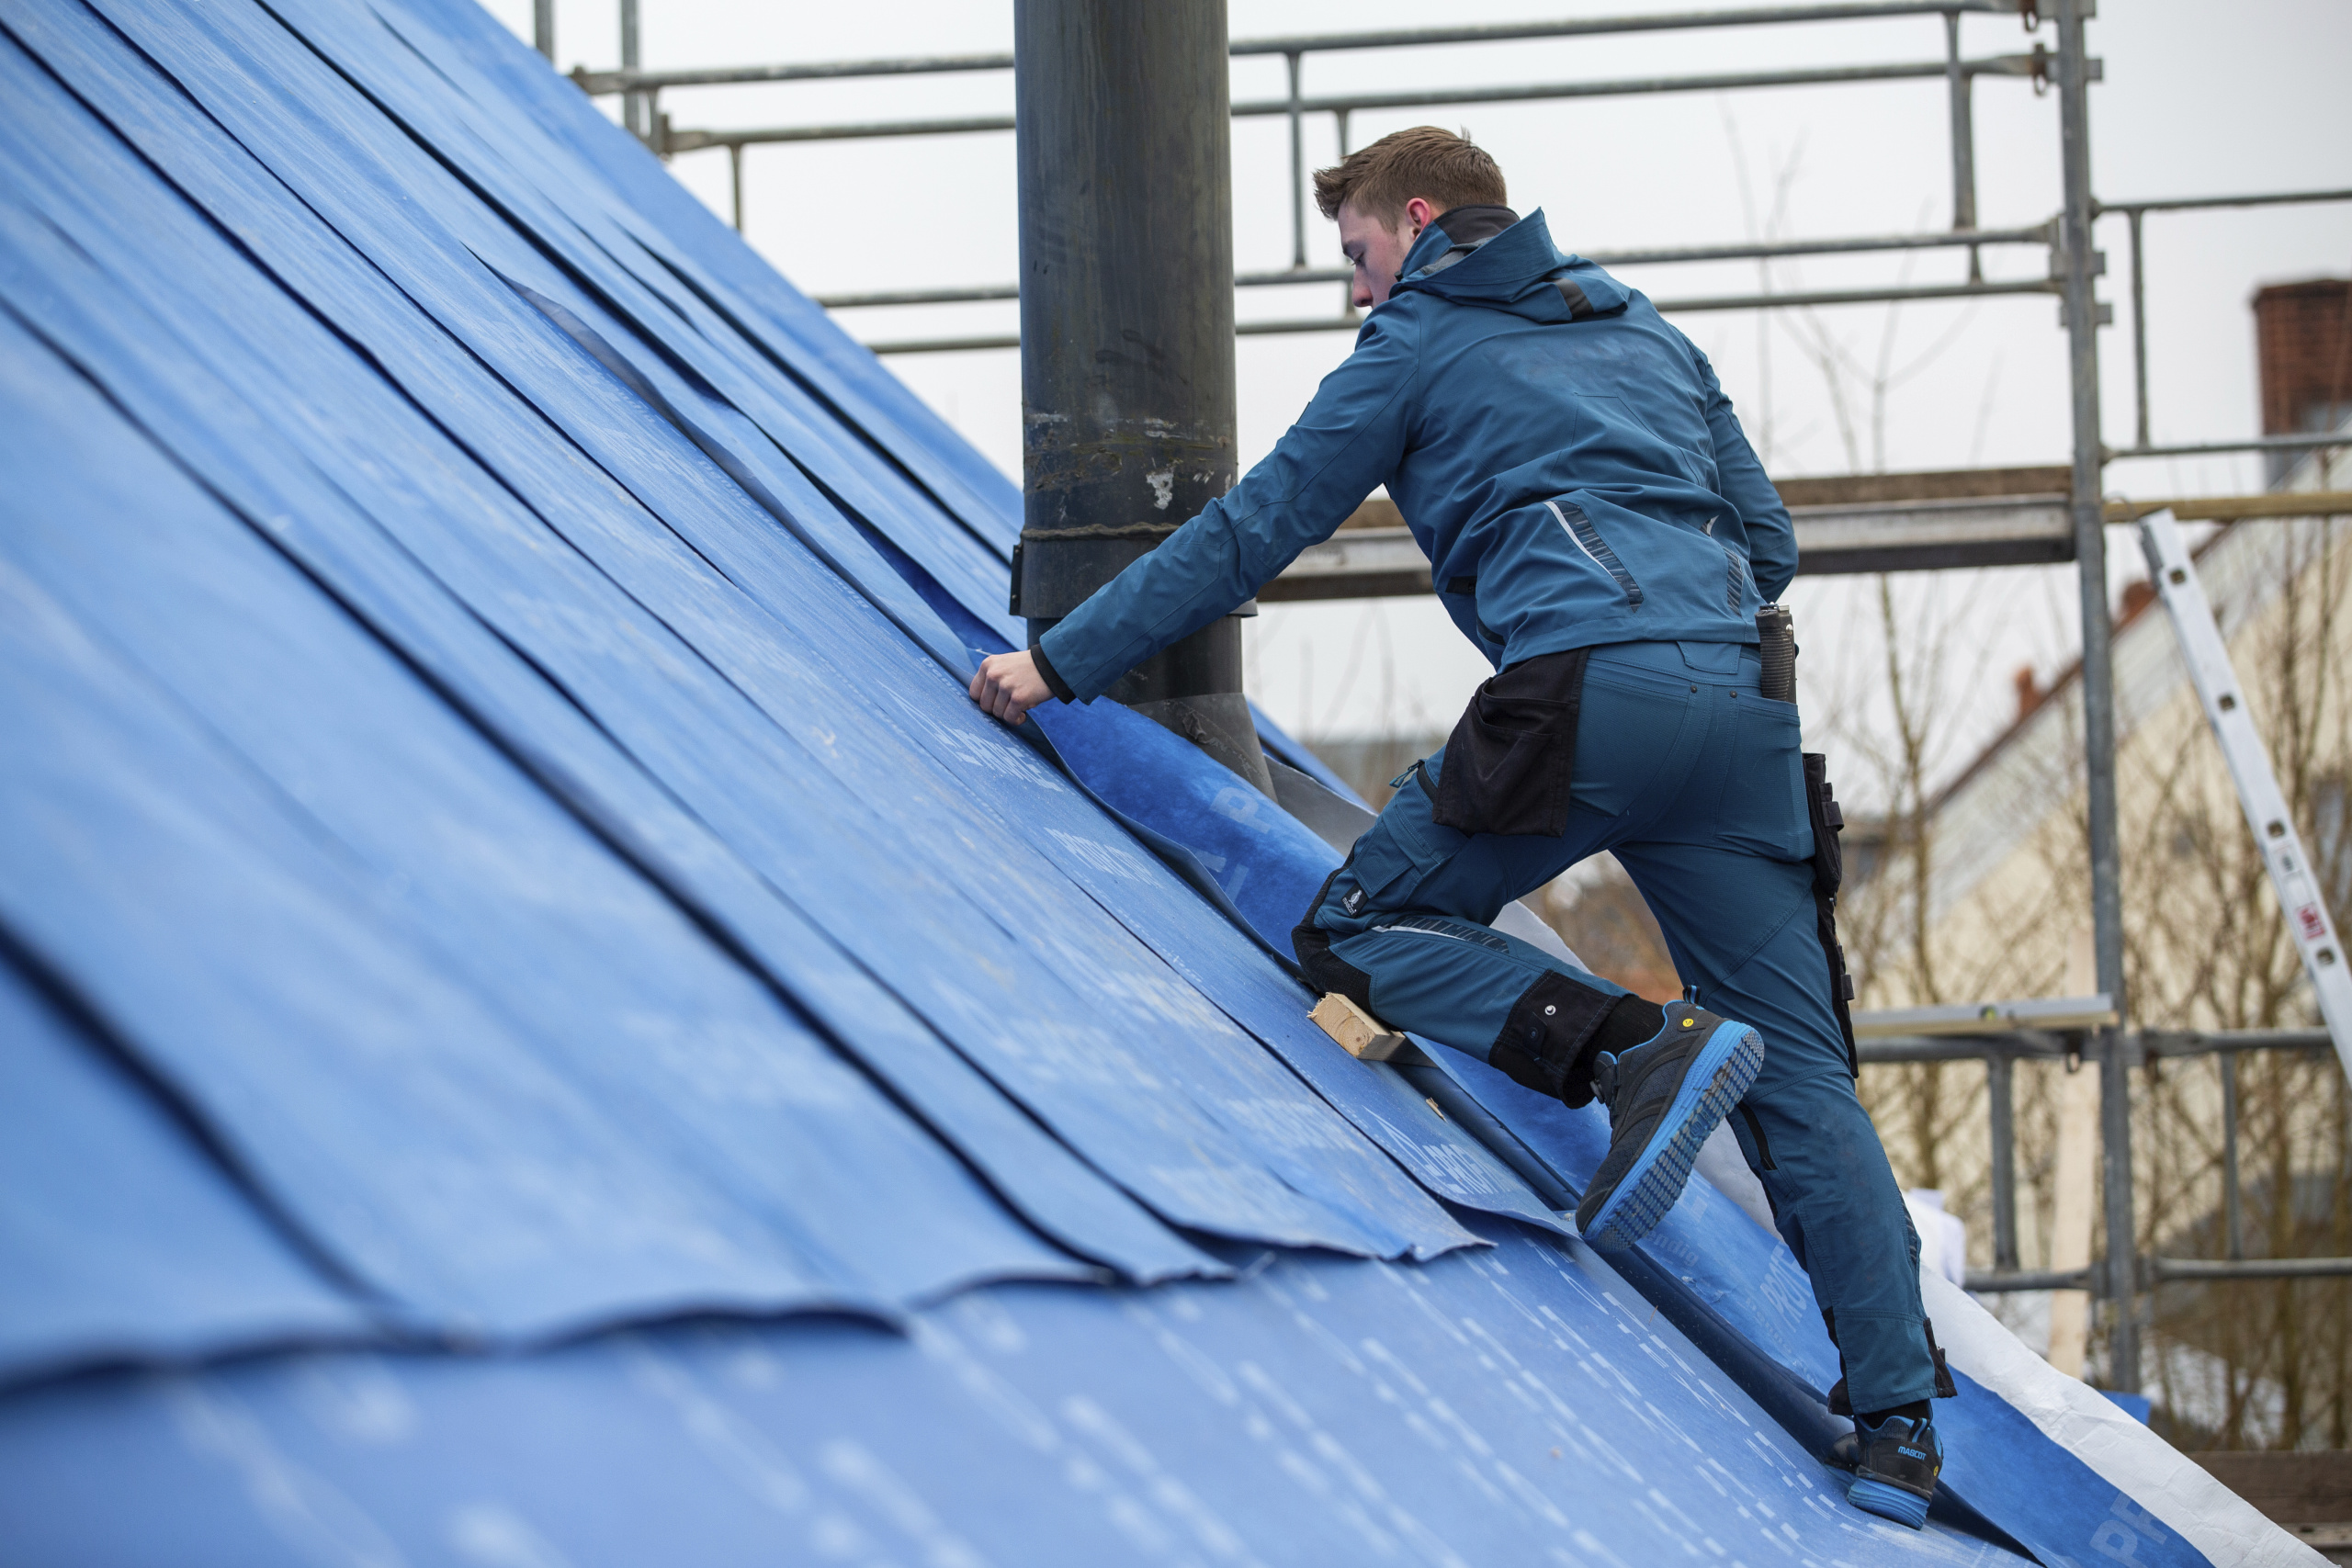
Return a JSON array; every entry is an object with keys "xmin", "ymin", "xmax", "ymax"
[{"xmin": 1306, "ymin": 639, "xmax": 1937, "ymax": 1412}]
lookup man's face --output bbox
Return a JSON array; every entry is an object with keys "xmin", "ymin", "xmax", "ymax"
[{"xmin": 1336, "ymin": 196, "xmax": 1436, "ymax": 310}]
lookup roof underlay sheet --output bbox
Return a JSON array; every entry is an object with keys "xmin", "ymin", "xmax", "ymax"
[{"xmin": 0, "ymin": 0, "xmax": 2302, "ymax": 1562}]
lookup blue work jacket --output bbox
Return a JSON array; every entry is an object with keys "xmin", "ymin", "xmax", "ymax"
[{"xmin": 1035, "ymin": 209, "xmax": 1796, "ymax": 704}]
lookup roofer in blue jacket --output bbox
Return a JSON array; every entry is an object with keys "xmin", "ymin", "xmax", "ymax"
[{"xmin": 970, "ymin": 128, "xmax": 1951, "ymax": 1526}]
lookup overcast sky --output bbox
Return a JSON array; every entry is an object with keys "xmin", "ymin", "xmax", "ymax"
[{"xmin": 489, "ymin": 0, "xmax": 2347, "ymax": 806}]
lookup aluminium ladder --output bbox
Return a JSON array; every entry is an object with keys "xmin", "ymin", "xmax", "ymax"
[{"xmin": 2139, "ymin": 509, "xmax": 2352, "ymax": 1080}]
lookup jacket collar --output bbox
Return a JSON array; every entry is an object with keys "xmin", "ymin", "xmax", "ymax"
[
  {"xmin": 1396, "ymin": 205, "xmax": 1521, "ymax": 282},
  {"xmin": 1426, "ymin": 203, "xmax": 1520, "ymax": 248},
  {"xmin": 1389, "ymin": 209, "xmax": 1632, "ymax": 324}
]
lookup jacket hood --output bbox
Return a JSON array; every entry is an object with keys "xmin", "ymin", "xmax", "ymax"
[{"xmin": 1388, "ymin": 208, "xmax": 1630, "ymax": 324}]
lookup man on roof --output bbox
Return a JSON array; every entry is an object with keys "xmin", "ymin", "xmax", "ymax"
[{"xmin": 969, "ymin": 126, "xmax": 1949, "ymax": 1526}]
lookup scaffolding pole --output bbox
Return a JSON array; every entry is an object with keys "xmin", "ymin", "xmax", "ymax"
[
  {"xmin": 619, "ymin": 0, "xmax": 645, "ymax": 142},
  {"xmin": 2052, "ymin": 0, "xmax": 2137, "ymax": 1395}
]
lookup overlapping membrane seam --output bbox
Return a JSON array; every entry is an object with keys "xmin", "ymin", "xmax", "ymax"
[
  {"xmin": 254, "ymin": 0, "xmax": 1024, "ymax": 564},
  {"xmin": 319, "ymin": 0, "xmax": 1027, "ymax": 604},
  {"xmin": 9, "ymin": 0, "xmax": 1782, "ymax": 1436},
  {"xmin": 166, "ymin": 0, "xmax": 1559, "ymax": 1243},
  {"xmin": 0, "ymin": 76, "xmax": 1152, "ymax": 1325},
  {"xmin": 0, "ymin": 0, "xmax": 1543, "ymax": 1363},
  {"xmin": 0, "ymin": 0, "xmax": 1712, "ymax": 1354}
]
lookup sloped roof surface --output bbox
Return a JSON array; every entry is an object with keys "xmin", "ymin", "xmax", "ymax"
[{"xmin": 0, "ymin": 0, "xmax": 2282, "ymax": 1562}]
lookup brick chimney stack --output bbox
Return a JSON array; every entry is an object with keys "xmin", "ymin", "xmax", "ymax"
[
  {"xmin": 2014, "ymin": 664, "xmax": 2042, "ymax": 723},
  {"xmin": 2252, "ymin": 278, "xmax": 2350, "ymax": 483}
]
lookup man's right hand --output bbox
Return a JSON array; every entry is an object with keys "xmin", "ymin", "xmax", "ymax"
[{"xmin": 969, "ymin": 649, "xmax": 1054, "ymax": 727}]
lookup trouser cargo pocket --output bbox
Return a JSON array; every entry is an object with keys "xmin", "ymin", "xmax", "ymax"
[{"xmin": 1431, "ymin": 647, "xmax": 1590, "ymax": 837}]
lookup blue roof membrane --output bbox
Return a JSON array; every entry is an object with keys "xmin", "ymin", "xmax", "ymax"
[
  {"xmin": 0, "ymin": 0, "xmax": 2228, "ymax": 1559},
  {"xmin": 0, "ymin": 0, "xmax": 1485, "ymax": 1266},
  {"xmin": 0, "ymin": 304, "xmax": 1107, "ymax": 1336},
  {"xmin": 0, "ymin": 1219, "xmax": 2027, "ymax": 1568},
  {"xmin": 0, "ymin": 952, "xmax": 373, "ymax": 1382},
  {"xmin": 170, "ymin": 0, "xmax": 1467, "ymax": 1259},
  {"xmin": 207, "ymin": 0, "xmax": 1363, "ymax": 921},
  {"xmin": 354, "ymin": 0, "xmax": 1027, "ymax": 560},
  {"xmin": 320, "ymin": 0, "xmax": 1358, "ymax": 796},
  {"xmin": 306, "ymin": 0, "xmax": 1023, "ymax": 633},
  {"xmin": 0, "ymin": 164, "xmax": 1217, "ymax": 1301},
  {"xmin": 1415, "ymin": 1051, "xmax": 2219, "ymax": 1568}
]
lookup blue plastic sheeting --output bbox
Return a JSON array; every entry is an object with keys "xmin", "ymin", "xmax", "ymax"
[
  {"xmin": 363, "ymin": 0, "xmax": 1025, "ymax": 568},
  {"xmin": 238, "ymin": 0, "xmax": 1466, "ymax": 1231},
  {"xmin": 284, "ymin": 0, "xmax": 1022, "ymax": 652},
  {"xmin": 1412, "ymin": 1051, "xmax": 2217, "ymax": 1568},
  {"xmin": 1033, "ymin": 697, "xmax": 1340, "ymax": 959},
  {"xmin": 264, "ymin": 0, "xmax": 1371, "ymax": 886},
  {"xmin": 91, "ymin": 0, "xmax": 1471, "ymax": 1264},
  {"xmin": 0, "ymin": 955, "xmax": 374, "ymax": 1383},
  {"xmin": 0, "ymin": 0, "xmax": 1483, "ymax": 1269},
  {"xmin": 0, "ymin": 306, "xmax": 1127, "ymax": 1337},
  {"xmin": 0, "ymin": 1218, "xmax": 2030, "ymax": 1568},
  {"xmin": 158, "ymin": 0, "xmax": 1360, "ymax": 971},
  {"xmin": 0, "ymin": 38, "xmax": 1219, "ymax": 1303},
  {"xmin": 361, "ymin": 0, "xmax": 1350, "ymax": 807}
]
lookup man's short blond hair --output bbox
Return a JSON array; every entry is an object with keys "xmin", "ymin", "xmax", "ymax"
[{"xmin": 1312, "ymin": 126, "xmax": 1507, "ymax": 227}]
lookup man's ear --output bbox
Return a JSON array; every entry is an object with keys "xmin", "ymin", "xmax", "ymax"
[{"xmin": 1403, "ymin": 196, "xmax": 1438, "ymax": 234}]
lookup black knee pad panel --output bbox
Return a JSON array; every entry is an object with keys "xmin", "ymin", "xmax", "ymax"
[
  {"xmin": 1488, "ymin": 976, "xmax": 1653, "ymax": 1107},
  {"xmin": 1292, "ymin": 870, "xmax": 1374, "ymax": 1010}
]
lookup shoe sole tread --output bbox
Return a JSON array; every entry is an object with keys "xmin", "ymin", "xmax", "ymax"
[
  {"xmin": 1846, "ymin": 1476, "xmax": 1930, "ymax": 1529},
  {"xmin": 1581, "ymin": 1021, "xmax": 1763, "ymax": 1250}
]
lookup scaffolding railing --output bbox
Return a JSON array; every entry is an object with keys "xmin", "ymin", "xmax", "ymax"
[
  {"xmin": 1852, "ymin": 1026, "xmax": 2352, "ymax": 1303},
  {"xmin": 553, "ymin": 3, "xmax": 2352, "ymax": 1393},
  {"xmin": 2110, "ymin": 188, "xmax": 2352, "ymax": 460},
  {"xmin": 579, "ymin": 0, "xmax": 2072, "ymax": 327}
]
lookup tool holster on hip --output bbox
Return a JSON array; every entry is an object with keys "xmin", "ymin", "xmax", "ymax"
[{"xmin": 1804, "ymin": 752, "xmax": 1860, "ymax": 1076}]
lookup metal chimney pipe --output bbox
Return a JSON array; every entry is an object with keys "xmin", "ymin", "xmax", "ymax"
[{"xmin": 1012, "ymin": 0, "xmax": 1274, "ymax": 796}]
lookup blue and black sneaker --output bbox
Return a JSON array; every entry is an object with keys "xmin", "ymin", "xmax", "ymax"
[
  {"xmin": 1574, "ymin": 1000, "xmax": 1764, "ymax": 1250},
  {"xmin": 1839, "ymin": 1412, "xmax": 1943, "ymax": 1529}
]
